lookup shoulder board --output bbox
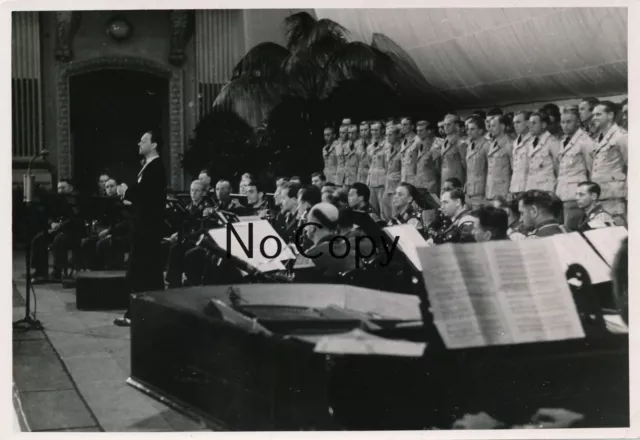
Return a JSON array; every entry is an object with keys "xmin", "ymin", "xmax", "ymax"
[{"xmin": 458, "ymin": 215, "xmax": 476, "ymax": 225}]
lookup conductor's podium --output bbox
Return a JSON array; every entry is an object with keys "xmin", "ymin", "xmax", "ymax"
[{"xmin": 75, "ymin": 271, "xmax": 129, "ymax": 310}]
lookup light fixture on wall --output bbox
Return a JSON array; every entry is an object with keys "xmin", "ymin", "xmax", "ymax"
[{"xmin": 106, "ymin": 16, "xmax": 133, "ymax": 42}]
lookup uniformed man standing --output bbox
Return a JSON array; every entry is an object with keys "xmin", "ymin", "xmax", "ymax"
[
  {"xmin": 464, "ymin": 117, "xmax": 489, "ymax": 207},
  {"xmin": 440, "ymin": 114, "xmax": 467, "ymax": 191},
  {"xmin": 509, "ymin": 111, "xmax": 533, "ymax": 199},
  {"xmin": 335, "ymin": 124, "xmax": 349, "ymax": 186},
  {"xmin": 366, "ymin": 121, "xmax": 387, "ymax": 218},
  {"xmin": 590, "ymin": 101, "xmax": 628, "ymax": 224},
  {"xmin": 343, "ymin": 124, "xmax": 360, "ymax": 186},
  {"xmin": 575, "ymin": 181, "xmax": 615, "ymax": 231},
  {"xmin": 414, "ymin": 120, "xmax": 442, "ymax": 196},
  {"xmin": 578, "ymin": 97, "xmax": 601, "ymax": 140},
  {"xmin": 382, "ymin": 124, "xmax": 402, "ymax": 220},
  {"xmin": 400, "ymin": 117, "xmax": 418, "ymax": 185},
  {"xmin": 556, "ymin": 106, "xmax": 596, "ymax": 230},
  {"xmin": 355, "ymin": 121, "xmax": 371, "ymax": 183},
  {"xmin": 322, "ymin": 126, "xmax": 338, "ymax": 184},
  {"xmin": 525, "ymin": 111, "xmax": 561, "ymax": 193},
  {"xmin": 486, "ymin": 115, "xmax": 513, "ymax": 203},
  {"xmin": 519, "ymin": 190, "xmax": 567, "ymax": 238},
  {"xmin": 428, "ymin": 188, "xmax": 475, "ymax": 244}
]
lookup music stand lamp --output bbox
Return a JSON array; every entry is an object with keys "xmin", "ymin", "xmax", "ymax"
[{"xmin": 13, "ymin": 150, "xmax": 49, "ymax": 332}]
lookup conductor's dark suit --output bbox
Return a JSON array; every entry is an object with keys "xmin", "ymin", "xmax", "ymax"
[{"xmin": 124, "ymin": 157, "xmax": 167, "ymax": 294}]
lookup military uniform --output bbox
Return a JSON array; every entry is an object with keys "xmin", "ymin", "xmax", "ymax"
[
  {"xmin": 400, "ymin": 134, "xmax": 418, "ymax": 185},
  {"xmin": 322, "ymin": 141, "xmax": 339, "ymax": 184},
  {"xmin": 577, "ymin": 204, "xmax": 615, "ymax": 231},
  {"xmin": 335, "ymin": 140, "xmax": 347, "ymax": 185},
  {"xmin": 526, "ymin": 219, "xmax": 567, "ymax": 238},
  {"xmin": 343, "ymin": 140, "xmax": 359, "ymax": 186},
  {"xmin": 509, "ymin": 132, "xmax": 532, "ymax": 195},
  {"xmin": 387, "ymin": 205, "xmax": 425, "ymax": 235},
  {"xmin": 486, "ymin": 134, "xmax": 512, "ymax": 201},
  {"xmin": 583, "ymin": 119, "xmax": 600, "ymax": 141},
  {"xmin": 366, "ymin": 139, "xmax": 387, "ymax": 218},
  {"xmin": 354, "ymin": 203, "xmax": 381, "ymax": 223},
  {"xmin": 590, "ymin": 123, "xmax": 627, "ymax": 220},
  {"xmin": 440, "ymin": 136, "xmax": 467, "ymax": 190},
  {"xmin": 507, "ymin": 220, "xmax": 527, "ymax": 241},
  {"xmin": 525, "ymin": 131, "xmax": 561, "ymax": 193},
  {"xmin": 355, "ymin": 138, "xmax": 371, "ymax": 183},
  {"xmin": 433, "ymin": 208, "xmax": 475, "ymax": 244},
  {"xmin": 556, "ymin": 128, "xmax": 596, "ymax": 230},
  {"xmin": 465, "ymin": 137, "xmax": 489, "ymax": 206},
  {"xmin": 382, "ymin": 141, "xmax": 402, "ymax": 220},
  {"xmin": 414, "ymin": 137, "xmax": 442, "ymax": 195}
]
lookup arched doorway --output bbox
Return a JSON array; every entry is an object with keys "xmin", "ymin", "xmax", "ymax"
[{"xmin": 69, "ymin": 69, "xmax": 169, "ymax": 192}]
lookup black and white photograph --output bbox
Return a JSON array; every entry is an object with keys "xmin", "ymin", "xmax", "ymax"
[{"xmin": 7, "ymin": 2, "xmax": 633, "ymax": 435}]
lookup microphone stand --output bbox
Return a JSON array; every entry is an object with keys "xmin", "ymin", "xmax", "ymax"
[{"xmin": 13, "ymin": 151, "xmax": 48, "ymax": 331}]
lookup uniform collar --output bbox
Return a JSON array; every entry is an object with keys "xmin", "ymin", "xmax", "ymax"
[
  {"xmin": 514, "ymin": 132, "xmax": 532, "ymax": 149},
  {"xmin": 531, "ymin": 218, "xmax": 561, "ymax": 233},
  {"xmin": 585, "ymin": 203, "xmax": 602, "ymax": 217}
]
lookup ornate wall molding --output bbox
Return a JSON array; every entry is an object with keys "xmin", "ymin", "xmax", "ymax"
[
  {"xmin": 55, "ymin": 56, "xmax": 184, "ymax": 189},
  {"xmin": 54, "ymin": 11, "xmax": 82, "ymax": 63}
]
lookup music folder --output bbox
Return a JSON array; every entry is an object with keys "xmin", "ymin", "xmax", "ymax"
[
  {"xmin": 417, "ymin": 239, "xmax": 586, "ymax": 350},
  {"xmin": 207, "ymin": 220, "xmax": 295, "ymax": 272},
  {"xmin": 383, "ymin": 224, "xmax": 427, "ymax": 271}
]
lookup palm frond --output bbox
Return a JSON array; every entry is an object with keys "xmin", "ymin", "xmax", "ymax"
[
  {"xmin": 284, "ymin": 12, "xmax": 317, "ymax": 53},
  {"xmin": 282, "ymin": 52, "xmax": 324, "ymax": 99},
  {"xmin": 231, "ymin": 42, "xmax": 289, "ymax": 80},
  {"xmin": 213, "ymin": 77, "xmax": 287, "ymax": 128}
]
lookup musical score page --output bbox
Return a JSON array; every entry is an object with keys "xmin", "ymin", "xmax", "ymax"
[
  {"xmin": 549, "ymin": 232, "xmax": 612, "ymax": 284},
  {"xmin": 583, "ymin": 226, "xmax": 628, "ymax": 266},
  {"xmin": 384, "ymin": 225, "xmax": 428, "ymax": 271},
  {"xmin": 418, "ymin": 240, "xmax": 585, "ymax": 349}
]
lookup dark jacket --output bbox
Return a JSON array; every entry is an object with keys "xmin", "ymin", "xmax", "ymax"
[{"xmin": 124, "ymin": 156, "xmax": 167, "ymax": 239}]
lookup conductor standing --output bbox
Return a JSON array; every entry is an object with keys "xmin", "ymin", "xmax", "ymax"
[{"xmin": 114, "ymin": 130, "xmax": 167, "ymax": 327}]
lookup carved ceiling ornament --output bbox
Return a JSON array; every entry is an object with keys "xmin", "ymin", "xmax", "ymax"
[
  {"xmin": 168, "ymin": 10, "xmax": 194, "ymax": 67},
  {"xmin": 55, "ymin": 57, "xmax": 184, "ymax": 189},
  {"xmin": 54, "ymin": 11, "xmax": 82, "ymax": 63}
]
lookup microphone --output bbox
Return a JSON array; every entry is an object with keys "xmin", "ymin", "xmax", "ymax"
[
  {"xmin": 39, "ymin": 149, "xmax": 50, "ymax": 158},
  {"xmin": 24, "ymin": 150, "xmax": 50, "ymax": 203}
]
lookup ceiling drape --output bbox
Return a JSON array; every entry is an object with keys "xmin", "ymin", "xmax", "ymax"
[{"xmin": 314, "ymin": 8, "xmax": 627, "ymax": 109}]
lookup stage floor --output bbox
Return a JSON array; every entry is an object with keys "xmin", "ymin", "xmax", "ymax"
[{"xmin": 11, "ymin": 251, "xmax": 211, "ymax": 432}]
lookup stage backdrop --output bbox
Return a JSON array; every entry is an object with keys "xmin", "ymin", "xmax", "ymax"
[{"xmin": 314, "ymin": 8, "xmax": 628, "ymax": 109}]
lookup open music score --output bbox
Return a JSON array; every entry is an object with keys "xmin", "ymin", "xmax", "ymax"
[
  {"xmin": 583, "ymin": 226, "xmax": 628, "ymax": 267},
  {"xmin": 550, "ymin": 232, "xmax": 612, "ymax": 284},
  {"xmin": 417, "ymin": 239, "xmax": 585, "ymax": 349},
  {"xmin": 384, "ymin": 224, "xmax": 427, "ymax": 271}
]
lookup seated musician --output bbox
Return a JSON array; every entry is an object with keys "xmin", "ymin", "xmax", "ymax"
[
  {"xmin": 575, "ymin": 181, "xmax": 615, "ymax": 230},
  {"xmin": 320, "ymin": 182, "xmax": 337, "ymax": 203},
  {"xmin": 296, "ymin": 185, "xmax": 322, "ymax": 251},
  {"xmin": 426, "ymin": 177, "xmax": 463, "ymax": 239},
  {"xmin": 31, "ymin": 179, "xmax": 83, "ymax": 282},
  {"xmin": 273, "ymin": 182, "xmax": 302, "ymax": 244},
  {"xmin": 96, "ymin": 172, "xmax": 110, "ymax": 196},
  {"xmin": 491, "ymin": 195, "xmax": 527, "ymax": 240},
  {"xmin": 165, "ymin": 180, "xmax": 214, "ymax": 288},
  {"xmin": 519, "ymin": 190, "xmax": 568, "ymax": 238},
  {"xmin": 469, "ymin": 205, "xmax": 509, "ymax": 242},
  {"xmin": 387, "ymin": 182, "xmax": 425, "ymax": 235},
  {"xmin": 428, "ymin": 188, "xmax": 475, "ymax": 245},
  {"xmin": 198, "ymin": 169, "xmax": 216, "ymax": 199},
  {"xmin": 242, "ymin": 180, "xmax": 271, "ymax": 217},
  {"xmin": 311, "ymin": 172, "xmax": 327, "ymax": 189},
  {"xmin": 214, "ymin": 179, "xmax": 245, "ymax": 214},
  {"xmin": 347, "ymin": 182, "xmax": 381, "ymax": 223}
]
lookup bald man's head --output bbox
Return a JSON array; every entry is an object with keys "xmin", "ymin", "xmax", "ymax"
[{"xmin": 306, "ymin": 203, "xmax": 339, "ymax": 245}]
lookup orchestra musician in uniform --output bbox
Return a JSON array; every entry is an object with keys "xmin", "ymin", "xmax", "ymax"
[
  {"xmin": 464, "ymin": 116, "xmax": 489, "ymax": 207},
  {"xmin": 469, "ymin": 205, "xmax": 509, "ymax": 242},
  {"xmin": 382, "ymin": 123, "xmax": 403, "ymax": 220},
  {"xmin": 214, "ymin": 179, "xmax": 245, "ymax": 214},
  {"xmin": 243, "ymin": 180, "xmax": 272, "ymax": 217},
  {"xmin": 310, "ymin": 172, "xmax": 326, "ymax": 190},
  {"xmin": 273, "ymin": 182, "xmax": 302, "ymax": 245},
  {"xmin": 525, "ymin": 111, "xmax": 561, "ymax": 193},
  {"xmin": 366, "ymin": 121, "xmax": 387, "ymax": 218},
  {"xmin": 426, "ymin": 177, "xmax": 462, "ymax": 240},
  {"xmin": 491, "ymin": 196, "xmax": 527, "ymax": 241},
  {"xmin": 96, "ymin": 173, "xmax": 110, "ymax": 196},
  {"xmin": 509, "ymin": 111, "xmax": 533, "ymax": 200},
  {"xmin": 440, "ymin": 114, "xmax": 467, "ymax": 190},
  {"xmin": 578, "ymin": 97, "xmax": 601, "ymax": 140},
  {"xmin": 321, "ymin": 126, "xmax": 338, "ymax": 184},
  {"xmin": 347, "ymin": 182, "xmax": 381, "ymax": 223},
  {"xmin": 387, "ymin": 182, "xmax": 425, "ymax": 235},
  {"xmin": 164, "ymin": 180, "xmax": 214, "ymax": 288},
  {"xmin": 486, "ymin": 115, "xmax": 513, "ymax": 203},
  {"xmin": 343, "ymin": 124, "xmax": 360, "ymax": 186},
  {"xmin": 575, "ymin": 181, "xmax": 615, "ymax": 231},
  {"xmin": 399, "ymin": 117, "xmax": 418, "ymax": 185},
  {"xmin": 428, "ymin": 188, "xmax": 475, "ymax": 245},
  {"xmin": 519, "ymin": 190, "xmax": 567, "ymax": 238},
  {"xmin": 355, "ymin": 121, "xmax": 371, "ymax": 184},
  {"xmin": 556, "ymin": 105, "xmax": 597, "ymax": 230},
  {"xmin": 590, "ymin": 101, "xmax": 628, "ymax": 224},
  {"xmin": 31, "ymin": 179, "xmax": 78, "ymax": 282}
]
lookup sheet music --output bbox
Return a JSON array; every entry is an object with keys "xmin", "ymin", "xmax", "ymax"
[
  {"xmin": 313, "ymin": 328, "xmax": 426, "ymax": 357},
  {"xmin": 384, "ymin": 225, "xmax": 427, "ymax": 270},
  {"xmin": 548, "ymin": 232, "xmax": 612, "ymax": 284},
  {"xmin": 208, "ymin": 220, "xmax": 295, "ymax": 272},
  {"xmin": 583, "ymin": 226, "xmax": 628, "ymax": 266},
  {"xmin": 417, "ymin": 240, "xmax": 585, "ymax": 349}
]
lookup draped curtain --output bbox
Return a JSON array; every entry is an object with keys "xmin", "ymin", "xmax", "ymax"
[{"xmin": 314, "ymin": 8, "xmax": 627, "ymax": 109}]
